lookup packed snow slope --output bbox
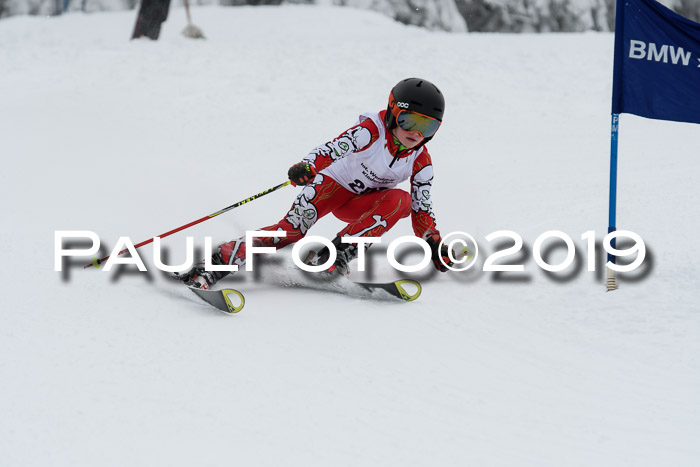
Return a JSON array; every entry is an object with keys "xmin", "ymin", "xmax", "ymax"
[{"xmin": 1, "ymin": 6, "xmax": 699, "ymax": 467}]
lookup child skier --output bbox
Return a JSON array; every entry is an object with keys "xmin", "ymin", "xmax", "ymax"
[{"xmin": 177, "ymin": 77, "xmax": 454, "ymax": 289}]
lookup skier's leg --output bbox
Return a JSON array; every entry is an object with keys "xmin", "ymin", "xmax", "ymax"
[
  {"xmin": 309, "ymin": 189, "xmax": 412, "ymax": 275},
  {"xmin": 216, "ymin": 174, "xmax": 354, "ymax": 268},
  {"xmin": 177, "ymin": 174, "xmax": 353, "ymax": 288},
  {"xmin": 334, "ymin": 188, "xmax": 412, "ymax": 238}
]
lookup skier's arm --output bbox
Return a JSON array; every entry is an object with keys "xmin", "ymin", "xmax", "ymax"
[
  {"xmin": 410, "ymin": 150, "xmax": 439, "ymax": 238},
  {"xmin": 301, "ymin": 117, "xmax": 379, "ymax": 172},
  {"xmin": 410, "ymin": 151, "xmax": 453, "ymax": 272}
]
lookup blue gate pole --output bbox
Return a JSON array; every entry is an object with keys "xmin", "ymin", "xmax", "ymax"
[{"xmin": 607, "ymin": 113, "xmax": 619, "ymax": 290}]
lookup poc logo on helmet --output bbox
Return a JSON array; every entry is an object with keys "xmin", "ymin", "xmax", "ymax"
[{"xmin": 396, "ymin": 102, "xmax": 409, "ymax": 109}]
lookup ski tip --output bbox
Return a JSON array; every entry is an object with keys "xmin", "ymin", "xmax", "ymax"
[
  {"xmin": 394, "ymin": 280, "xmax": 422, "ymax": 302},
  {"xmin": 188, "ymin": 287, "xmax": 245, "ymax": 314},
  {"xmin": 221, "ymin": 288, "xmax": 245, "ymax": 313}
]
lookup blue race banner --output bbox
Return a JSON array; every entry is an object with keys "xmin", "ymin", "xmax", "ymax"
[{"xmin": 611, "ymin": 0, "xmax": 700, "ymax": 124}]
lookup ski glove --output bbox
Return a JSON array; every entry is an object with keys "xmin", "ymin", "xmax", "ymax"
[
  {"xmin": 424, "ymin": 231, "xmax": 453, "ymax": 273},
  {"xmin": 288, "ymin": 162, "xmax": 318, "ymax": 187}
]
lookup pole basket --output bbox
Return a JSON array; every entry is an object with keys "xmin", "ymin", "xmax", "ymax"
[
  {"xmin": 182, "ymin": 0, "xmax": 205, "ymax": 39},
  {"xmin": 182, "ymin": 23, "xmax": 205, "ymax": 39}
]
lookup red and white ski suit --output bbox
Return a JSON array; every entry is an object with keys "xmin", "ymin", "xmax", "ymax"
[{"xmin": 218, "ymin": 110, "xmax": 441, "ymax": 267}]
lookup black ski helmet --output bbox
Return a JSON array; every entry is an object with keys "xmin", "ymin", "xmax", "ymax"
[{"xmin": 386, "ymin": 78, "xmax": 445, "ymax": 142}]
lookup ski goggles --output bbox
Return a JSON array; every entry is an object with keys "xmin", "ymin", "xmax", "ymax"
[{"xmin": 393, "ymin": 109, "xmax": 441, "ymax": 138}]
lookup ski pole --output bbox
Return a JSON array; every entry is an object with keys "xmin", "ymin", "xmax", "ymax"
[{"xmin": 85, "ymin": 180, "xmax": 292, "ymax": 269}]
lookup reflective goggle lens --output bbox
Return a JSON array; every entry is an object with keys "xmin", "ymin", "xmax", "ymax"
[{"xmin": 396, "ymin": 111, "xmax": 441, "ymax": 138}]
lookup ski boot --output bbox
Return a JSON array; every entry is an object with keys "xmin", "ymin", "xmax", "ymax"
[
  {"xmin": 305, "ymin": 236, "xmax": 358, "ymax": 277},
  {"xmin": 173, "ymin": 252, "xmax": 231, "ymax": 289}
]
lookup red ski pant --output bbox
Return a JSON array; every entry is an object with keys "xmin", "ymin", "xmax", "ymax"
[{"xmin": 218, "ymin": 174, "xmax": 411, "ymax": 265}]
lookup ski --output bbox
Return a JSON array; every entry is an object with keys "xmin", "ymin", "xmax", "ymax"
[
  {"xmin": 352, "ymin": 279, "xmax": 422, "ymax": 302},
  {"xmin": 188, "ymin": 287, "xmax": 245, "ymax": 314},
  {"xmin": 300, "ymin": 249, "xmax": 421, "ymax": 301},
  {"xmin": 183, "ymin": 277, "xmax": 420, "ymax": 314},
  {"xmin": 282, "ymin": 275, "xmax": 423, "ymax": 302}
]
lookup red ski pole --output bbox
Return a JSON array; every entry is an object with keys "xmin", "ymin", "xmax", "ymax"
[{"xmin": 85, "ymin": 180, "xmax": 291, "ymax": 268}]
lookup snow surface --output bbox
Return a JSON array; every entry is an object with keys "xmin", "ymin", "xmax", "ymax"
[{"xmin": 1, "ymin": 5, "xmax": 699, "ymax": 466}]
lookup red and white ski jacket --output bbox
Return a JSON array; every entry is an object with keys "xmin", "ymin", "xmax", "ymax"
[{"xmin": 301, "ymin": 110, "xmax": 439, "ymax": 238}]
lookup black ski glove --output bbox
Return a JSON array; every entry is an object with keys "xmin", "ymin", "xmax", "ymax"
[
  {"xmin": 288, "ymin": 162, "xmax": 318, "ymax": 186},
  {"xmin": 424, "ymin": 231, "xmax": 453, "ymax": 272}
]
